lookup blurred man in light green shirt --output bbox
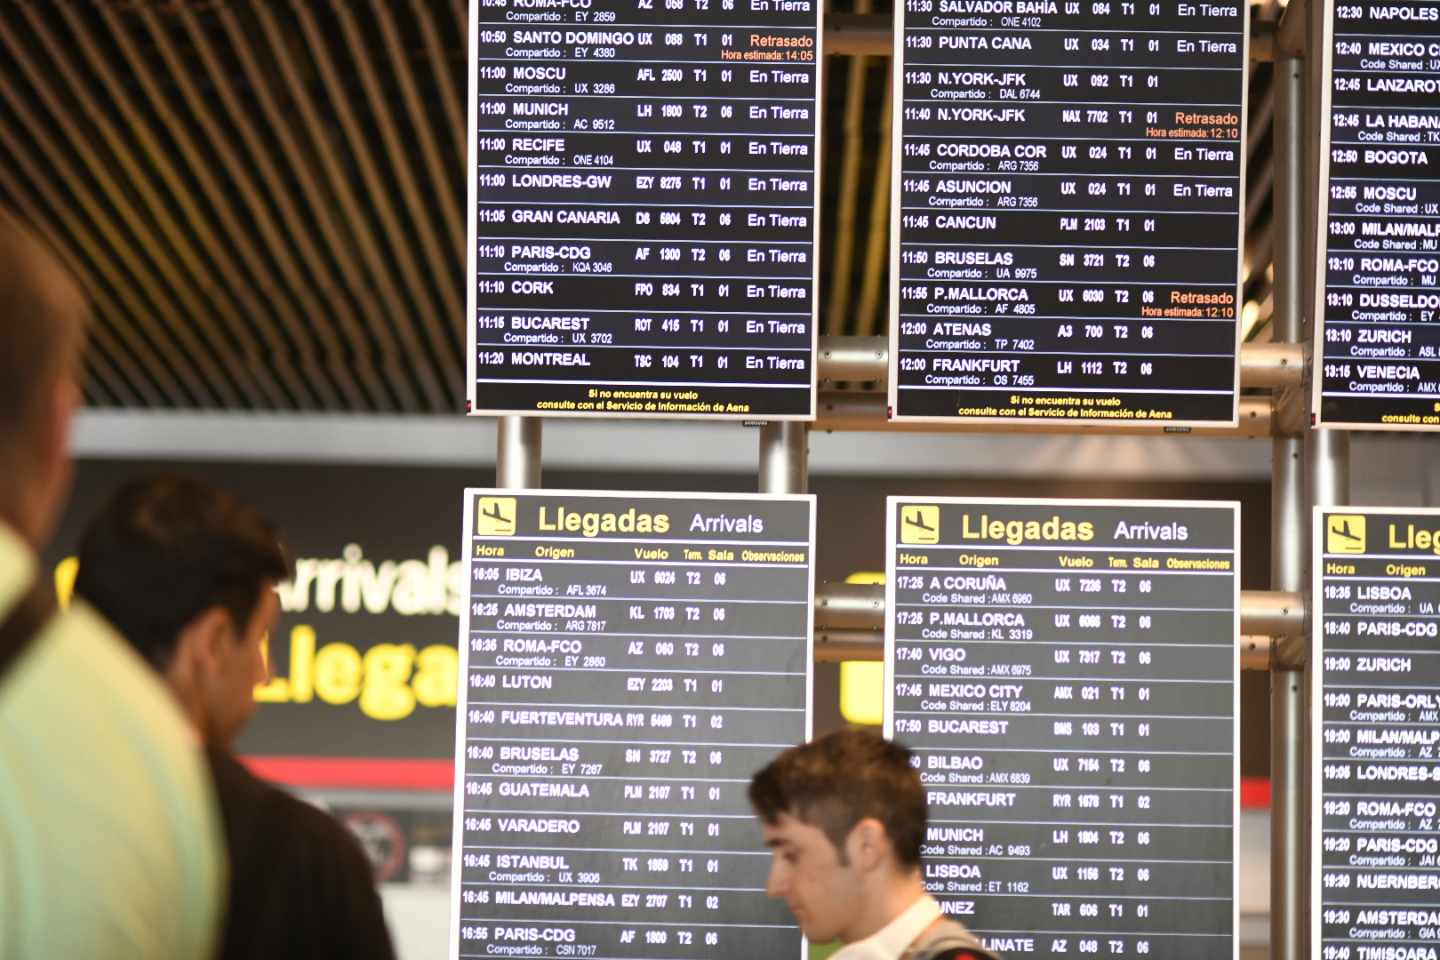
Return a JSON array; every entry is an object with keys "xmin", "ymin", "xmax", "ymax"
[{"xmin": 0, "ymin": 217, "xmax": 224, "ymax": 958}]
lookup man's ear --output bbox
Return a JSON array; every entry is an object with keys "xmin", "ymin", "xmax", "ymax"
[
  {"xmin": 845, "ymin": 818, "xmax": 890, "ymax": 874},
  {"xmin": 172, "ymin": 606, "xmax": 235, "ymax": 677},
  {"xmin": 162, "ymin": 606, "xmax": 236, "ymax": 741},
  {"xmin": 16, "ymin": 373, "xmax": 81, "ymax": 548},
  {"xmin": 44, "ymin": 373, "xmax": 81, "ymax": 458}
]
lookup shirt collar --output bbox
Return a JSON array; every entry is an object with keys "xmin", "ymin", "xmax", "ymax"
[{"xmin": 831, "ymin": 893, "xmax": 942, "ymax": 960}]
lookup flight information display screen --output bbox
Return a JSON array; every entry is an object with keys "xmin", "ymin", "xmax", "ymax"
[
  {"xmin": 466, "ymin": 0, "xmax": 820, "ymax": 419},
  {"xmin": 1314, "ymin": 507, "xmax": 1440, "ymax": 954},
  {"xmin": 886, "ymin": 497, "xmax": 1239, "ymax": 958},
  {"xmin": 1314, "ymin": 0, "xmax": 1440, "ymax": 430},
  {"xmin": 449, "ymin": 490, "xmax": 813, "ymax": 960},
  {"xmin": 889, "ymin": 0, "xmax": 1246, "ymax": 425}
]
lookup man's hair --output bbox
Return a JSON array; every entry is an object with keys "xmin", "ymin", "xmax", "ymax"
[
  {"xmin": 749, "ymin": 728, "xmax": 927, "ymax": 868},
  {"xmin": 0, "ymin": 216, "xmax": 85, "ymax": 440},
  {"xmin": 75, "ymin": 476, "xmax": 291, "ymax": 669}
]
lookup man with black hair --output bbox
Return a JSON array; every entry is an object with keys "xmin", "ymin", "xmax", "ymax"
[
  {"xmin": 0, "ymin": 217, "xmax": 224, "ymax": 957},
  {"xmin": 76, "ymin": 475, "xmax": 397, "ymax": 960},
  {"xmin": 750, "ymin": 729, "xmax": 1002, "ymax": 960}
]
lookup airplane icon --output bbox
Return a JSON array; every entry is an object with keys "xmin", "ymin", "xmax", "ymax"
[
  {"xmin": 900, "ymin": 505, "xmax": 940, "ymax": 545},
  {"xmin": 1326, "ymin": 515, "xmax": 1365, "ymax": 554},
  {"xmin": 477, "ymin": 496, "xmax": 517, "ymax": 536}
]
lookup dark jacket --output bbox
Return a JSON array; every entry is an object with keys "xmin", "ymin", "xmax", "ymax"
[{"xmin": 207, "ymin": 748, "xmax": 397, "ymax": 960}]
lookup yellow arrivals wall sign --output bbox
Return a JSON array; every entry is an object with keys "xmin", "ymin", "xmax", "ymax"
[
  {"xmin": 254, "ymin": 625, "xmax": 456, "ymax": 721},
  {"xmin": 838, "ymin": 570, "xmax": 885, "ymax": 726}
]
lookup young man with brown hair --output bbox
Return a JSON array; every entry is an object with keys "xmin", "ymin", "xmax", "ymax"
[{"xmin": 750, "ymin": 729, "xmax": 1002, "ymax": 960}]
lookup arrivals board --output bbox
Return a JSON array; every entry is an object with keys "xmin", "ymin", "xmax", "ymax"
[
  {"xmin": 1313, "ymin": 507, "xmax": 1440, "ymax": 954},
  {"xmin": 885, "ymin": 497, "xmax": 1239, "ymax": 959},
  {"xmin": 466, "ymin": 0, "xmax": 821, "ymax": 420},
  {"xmin": 449, "ymin": 490, "xmax": 813, "ymax": 960},
  {"xmin": 1313, "ymin": 0, "xmax": 1440, "ymax": 430},
  {"xmin": 889, "ymin": 0, "xmax": 1247, "ymax": 425}
]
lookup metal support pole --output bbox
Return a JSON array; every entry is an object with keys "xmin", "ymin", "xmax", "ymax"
[
  {"xmin": 1306, "ymin": 430, "xmax": 1350, "ymax": 512},
  {"xmin": 758, "ymin": 422, "xmax": 808, "ymax": 495},
  {"xmin": 1298, "ymin": 1, "xmax": 1349, "ymax": 949},
  {"xmin": 1301, "ymin": 0, "xmax": 1350, "ymax": 511},
  {"xmin": 1271, "ymin": 430, "xmax": 1307, "ymax": 956},
  {"xmin": 1300, "ymin": 425, "xmax": 1349, "ymax": 960},
  {"xmin": 1270, "ymin": 53, "xmax": 1306, "ymax": 960},
  {"xmin": 496, "ymin": 416, "xmax": 542, "ymax": 490}
]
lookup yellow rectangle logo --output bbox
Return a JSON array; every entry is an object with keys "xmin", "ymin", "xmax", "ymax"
[
  {"xmin": 900, "ymin": 505, "xmax": 940, "ymax": 544},
  {"xmin": 1327, "ymin": 514, "xmax": 1366, "ymax": 554},
  {"xmin": 477, "ymin": 497, "xmax": 517, "ymax": 536}
]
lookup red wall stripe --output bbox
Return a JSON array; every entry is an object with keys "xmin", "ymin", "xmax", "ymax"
[
  {"xmin": 241, "ymin": 756, "xmax": 453, "ymax": 791},
  {"xmin": 1240, "ymin": 776, "xmax": 1271, "ymax": 809}
]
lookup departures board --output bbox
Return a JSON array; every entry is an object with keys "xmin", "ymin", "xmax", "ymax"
[
  {"xmin": 466, "ymin": 0, "xmax": 821, "ymax": 420},
  {"xmin": 1314, "ymin": 507, "xmax": 1440, "ymax": 955},
  {"xmin": 885, "ymin": 498, "xmax": 1239, "ymax": 959},
  {"xmin": 889, "ymin": 0, "xmax": 1247, "ymax": 425},
  {"xmin": 1313, "ymin": 0, "xmax": 1440, "ymax": 430},
  {"xmin": 449, "ymin": 490, "xmax": 814, "ymax": 960}
]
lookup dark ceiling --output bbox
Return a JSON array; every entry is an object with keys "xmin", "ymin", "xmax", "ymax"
[{"xmin": 0, "ymin": 0, "xmax": 1276, "ymax": 413}]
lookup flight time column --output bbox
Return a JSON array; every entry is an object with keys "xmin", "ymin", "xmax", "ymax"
[
  {"xmin": 469, "ymin": 0, "xmax": 821, "ymax": 419},
  {"xmin": 450, "ymin": 490, "xmax": 814, "ymax": 960},
  {"xmin": 887, "ymin": 498, "xmax": 1239, "ymax": 959},
  {"xmin": 891, "ymin": 0, "xmax": 1246, "ymax": 424}
]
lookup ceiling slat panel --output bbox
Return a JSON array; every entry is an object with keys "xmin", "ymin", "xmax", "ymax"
[
  {"xmin": 250, "ymin": 1, "xmax": 444, "ymax": 409},
  {"xmin": 374, "ymin": 2, "xmax": 464, "ymax": 275},
  {"xmin": 79, "ymin": 335, "xmax": 141, "ymax": 407},
  {"xmin": 0, "ymin": 72, "xmax": 235, "ymax": 406},
  {"xmin": 76, "ymin": 4, "xmax": 363, "ymax": 411},
  {"xmin": 413, "ymin": 0, "xmax": 466, "ymax": 177},
  {"xmin": 336, "ymin": 2, "xmax": 463, "ymax": 344},
  {"xmin": 825, "ymin": 21, "xmax": 870, "ymax": 338},
  {"xmin": 854, "ymin": 62, "xmax": 892, "ymax": 339},
  {"xmin": 39, "ymin": 251, "xmax": 163, "ymax": 407},
  {"xmin": 0, "ymin": 160, "xmax": 182, "ymax": 407},
  {"xmin": 0, "ymin": 14, "xmax": 251, "ymax": 408},
  {"xmin": 77, "ymin": 320, "xmax": 158, "ymax": 407},
  {"xmin": 289, "ymin": 1, "xmax": 461, "ymax": 407},
  {"xmin": 131, "ymin": 8, "xmax": 394, "ymax": 414},
  {"xmin": 153, "ymin": 2, "xmax": 411, "ymax": 414},
  {"xmin": 24, "ymin": 5, "xmax": 318, "ymax": 411},
  {"xmin": 0, "ymin": 203, "xmax": 152, "ymax": 407},
  {"xmin": 81, "ymin": 328, "xmax": 154, "ymax": 407},
  {"xmin": 3, "ymin": 11, "xmax": 279, "ymax": 410}
]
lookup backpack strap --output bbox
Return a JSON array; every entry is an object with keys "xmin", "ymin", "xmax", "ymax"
[
  {"xmin": 0, "ymin": 576, "xmax": 55, "ymax": 682},
  {"xmin": 903, "ymin": 920, "xmax": 1005, "ymax": 960}
]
